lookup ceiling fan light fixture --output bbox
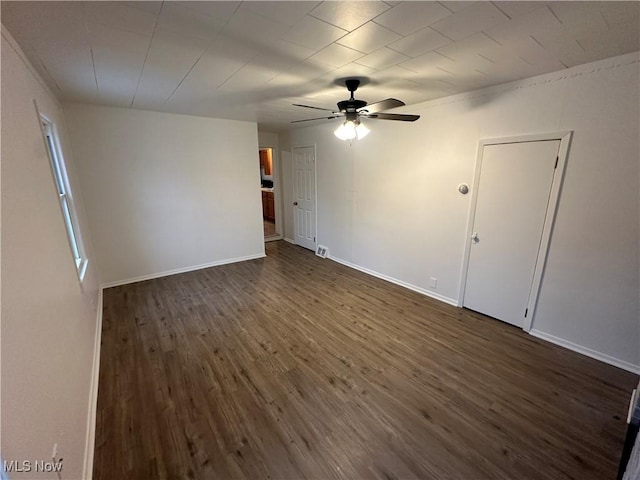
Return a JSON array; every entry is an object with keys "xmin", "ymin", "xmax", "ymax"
[
  {"xmin": 355, "ymin": 121, "xmax": 370, "ymax": 139},
  {"xmin": 334, "ymin": 120, "xmax": 357, "ymax": 140},
  {"xmin": 334, "ymin": 118, "xmax": 369, "ymax": 141}
]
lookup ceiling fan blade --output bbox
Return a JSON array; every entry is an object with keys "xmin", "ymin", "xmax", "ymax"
[
  {"xmin": 358, "ymin": 98, "xmax": 405, "ymax": 114},
  {"xmin": 291, "ymin": 115, "xmax": 342, "ymax": 123},
  {"xmin": 363, "ymin": 112, "xmax": 420, "ymax": 122},
  {"xmin": 293, "ymin": 103, "xmax": 336, "ymax": 112}
]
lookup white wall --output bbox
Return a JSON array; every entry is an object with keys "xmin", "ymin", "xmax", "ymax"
[
  {"xmin": 286, "ymin": 52, "xmax": 640, "ymax": 371},
  {"xmin": 64, "ymin": 104, "xmax": 265, "ymax": 286},
  {"xmin": 258, "ymin": 130, "xmax": 280, "ymax": 148},
  {"xmin": 1, "ymin": 28, "xmax": 100, "ymax": 478}
]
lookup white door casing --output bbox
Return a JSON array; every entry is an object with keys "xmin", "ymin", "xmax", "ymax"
[
  {"xmin": 293, "ymin": 146, "xmax": 316, "ymax": 251},
  {"xmin": 260, "ymin": 146, "xmax": 283, "ymax": 242},
  {"xmin": 461, "ymin": 132, "xmax": 572, "ymax": 330}
]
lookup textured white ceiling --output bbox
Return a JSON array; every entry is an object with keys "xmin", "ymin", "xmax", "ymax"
[{"xmin": 2, "ymin": 1, "xmax": 639, "ymax": 132}]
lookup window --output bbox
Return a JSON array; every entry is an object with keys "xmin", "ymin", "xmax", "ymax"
[{"xmin": 41, "ymin": 116, "xmax": 88, "ymax": 281}]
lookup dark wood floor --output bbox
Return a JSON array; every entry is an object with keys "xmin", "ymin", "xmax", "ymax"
[{"xmin": 95, "ymin": 240, "xmax": 637, "ymax": 480}]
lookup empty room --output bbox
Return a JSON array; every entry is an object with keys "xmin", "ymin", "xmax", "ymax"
[{"xmin": 2, "ymin": 1, "xmax": 640, "ymax": 479}]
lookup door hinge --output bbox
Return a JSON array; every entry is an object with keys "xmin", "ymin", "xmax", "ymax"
[
  {"xmin": 554, "ymin": 156, "xmax": 559, "ymax": 169},
  {"xmin": 524, "ymin": 308, "xmax": 528, "ymax": 318}
]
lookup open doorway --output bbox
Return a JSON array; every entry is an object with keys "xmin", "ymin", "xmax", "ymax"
[{"xmin": 259, "ymin": 147, "xmax": 282, "ymax": 242}]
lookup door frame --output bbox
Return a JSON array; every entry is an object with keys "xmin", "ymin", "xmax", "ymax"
[
  {"xmin": 260, "ymin": 145, "xmax": 283, "ymax": 242},
  {"xmin": 458, "ymin": 131, "xmax": 573, "ymax": 331},
  {"xmin": 292, "ymin": 144, "xmax": 318, "ymax": 251}
]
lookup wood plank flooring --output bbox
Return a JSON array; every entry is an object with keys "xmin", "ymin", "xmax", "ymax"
[{"xmin": 94, "ymin": 240, "xmax": 638, "ymax": 479}]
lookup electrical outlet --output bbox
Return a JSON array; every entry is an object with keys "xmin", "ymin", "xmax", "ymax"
[{"xmin": 429, "ymin": 277, "xmax": 437, "ymax": 289}]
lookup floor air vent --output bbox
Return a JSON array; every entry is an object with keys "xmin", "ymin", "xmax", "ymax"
[{"xmin": 316, "ymin": 245, "xmax": 329, "ymax": 259}]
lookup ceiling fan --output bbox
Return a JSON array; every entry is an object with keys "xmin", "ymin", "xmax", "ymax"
[{"xmin": 292, "ymin": 78, "xmax": 420, "ymax": 140}]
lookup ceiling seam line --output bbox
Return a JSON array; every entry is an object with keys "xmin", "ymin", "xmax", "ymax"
[
  {"xmin": 519, "ymin": 56, "xmax": 533, "ymax": 66},
  {"xmin": 483, "ymin": 31, "xmax": 503, "ymax": 46},
  {"xmin": 490, "ymin": 2, "xmax": 512, "ymax": 21},
  {"xmin": 429, "ymin": 25, "xmax": 455, "ymax": 43},
  {"xmin": 82, "ymin": 5, "xmax": 100, "ymax": 96},
  {"xmin": 482, "ymin": 31, "xmax": 502, "ymax": 46},
  {"xmin": 296, "ymin": 14, "xmax": 350, "ymax": 47},
  {"xmin": 435, "ymin": 67, "xmax": 455, "ymax": 76},
  {"xmin": 163, "ymin": 56, "xmax": 204, "ymax": 105},
  {"xmin": 477, "ymin": 53, "xmax": 496, "ymax": 64},
  {"xmin": 437, "ymin": 1, "xmax": 456, "ymax": 15},
  {"xmin": 547, "ymin": 6, "xmax": 564, "ymax": 25},
  {"xmin": 303, "ymin": 13, "xmax": 349, "ymax": 34},
  {"xmin": 213, "ymin": 47, "xmax": 265, "ymax": 92},
  {"xmin": 130, "ymin": 0, "xmax": 163, "ymax": 107},
  {"xmin": 88, "ymin": 43, "xmax": 99, "ymax": 96},
  {"xmin": 433, "ymin": 51, "xmax": 455, "ymax": 62},
  {"xmin": 214, "ymin": 62, "xmax": 252, "ymax": 91}
]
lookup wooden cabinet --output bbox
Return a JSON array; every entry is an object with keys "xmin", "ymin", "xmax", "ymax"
[
  {"xmin": 259, "ymin": 149, "xmax": 272, "ymax": 175},
  {"xmin": 262, "ymin": 190, "xmax": 275, "ymax": 221},
  {"xmin": 259, "ymin": 149, "xmax": 275, "ymax": 221}
]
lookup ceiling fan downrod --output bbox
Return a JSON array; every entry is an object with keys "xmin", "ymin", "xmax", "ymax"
[
  {"xmin": 338, "ymin": 79, "xmax": 367, "ymax": 113},
  {"xmin": 345, "ymin": 79, "xmax": 360, "ymax": 100}
]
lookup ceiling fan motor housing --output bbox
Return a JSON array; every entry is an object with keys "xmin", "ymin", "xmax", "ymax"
[
  {"xmin": 338, "ymin": 78, "xmax": 367, "ymax": 114},
  {"xmin": 337, "ymin": 99, "xmax": 367, "ymax": 113},
  {"xmin": 345, "ymin": 78, "xmax": 361, "ymax": 93}
]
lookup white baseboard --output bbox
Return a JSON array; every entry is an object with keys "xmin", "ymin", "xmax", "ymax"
[
  {"xmin": 82, "ymin": 288, "xmax": 104, "ymax": 479},
  {"xmin": 530, "ymin": 329, "xmax": 640, "ymax": 374},
  {"xmin": 100, "ymin": 253, "xmax": 266, "ymax": 289},
  {"xmin": 329, "ymin": 255, "xmax": 458, "ymax": 307},
  {"xmin": 284, "ymin": 237, "xmax": 295, "ymax": 245},
  {"xmin": 264, "ymin": 234, "xmax": 283, "ymax": 243}
]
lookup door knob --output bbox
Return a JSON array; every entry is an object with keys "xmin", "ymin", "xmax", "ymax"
[
  {"xmin": 293, "ymin": 201, "xmax": 298, "ymax": 206},
  {"xmin": 471, "ymin": 232, "xmax": 479, "ymax": 243}
]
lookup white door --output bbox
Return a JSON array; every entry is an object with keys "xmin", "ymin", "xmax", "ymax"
[
  {"xmin": 463, "ymin": 140, "xmax": 560, "ymax": 327},
  {"xmin": 293, "ymin": 146, "xmax": 316, "ymax": 251}
]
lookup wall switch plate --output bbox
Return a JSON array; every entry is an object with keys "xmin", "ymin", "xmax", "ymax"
[{"xmin": 429, "ymin": 277, "xmax": 437, "ymax": 289}]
